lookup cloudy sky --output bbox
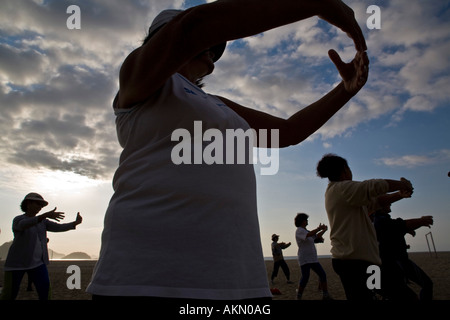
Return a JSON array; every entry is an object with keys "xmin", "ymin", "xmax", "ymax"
[{"xmin": 0, "ymin": 0, "xmax": 449, "ymax": 259}]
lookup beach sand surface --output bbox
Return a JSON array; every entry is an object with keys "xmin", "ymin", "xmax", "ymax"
[
  {"xmin": 0, "ymin": 252, "xmax": 448, "ymax": 300},
  {"xmin": 267, "ymin": 251, "xmax": 450, "ymax": 300}
]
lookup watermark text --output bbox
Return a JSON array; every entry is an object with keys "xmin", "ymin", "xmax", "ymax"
[{"xmin": 171, "ymin": 121, "xmax": 279, "ymax": 175}]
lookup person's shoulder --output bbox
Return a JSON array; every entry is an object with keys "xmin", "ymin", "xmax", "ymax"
[
  {"xmin": 328, "ymin": 179, "xmax": 357, "ymax": 191},
  {"xmin": 12, "ymin": 214, "xmax": 27, "ymax": 221}
]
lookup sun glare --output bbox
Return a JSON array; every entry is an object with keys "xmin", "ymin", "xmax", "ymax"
[{"xmin": 30, "ymin": 169, "xmax": 105, "ymax": 196}]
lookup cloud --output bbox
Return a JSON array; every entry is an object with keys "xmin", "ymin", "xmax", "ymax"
[
  {"xmin": 375, "ymin": 149, "xmax": 450, "ymax": 168},
  {"xmin": 364, "ymin": 0, "xmax": 450, "ymax": 124},
  {"xmin": 210, "ymin": 0, "xmax": 450, "ymax": 143},
  {"xmin": 0, "ymin": 0, "xmax": 183, "ymax": 180},
  {"xmin": 0, "ymin": 0, "xmax": 449, "ymax": 182}
]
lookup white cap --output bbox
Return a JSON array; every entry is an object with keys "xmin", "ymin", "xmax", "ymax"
[
  {"xmin": 147, "ymin": 9, "xmax": 226, "ymax": 62},
  {"xmin": 23, "ymin": 193, "xmax": 48, "ymax": 206},
  {"xmin": 148, "ymin": 9, "xmax": 184, "ymax": 37}
]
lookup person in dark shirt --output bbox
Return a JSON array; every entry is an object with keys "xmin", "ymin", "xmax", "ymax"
[{"xmin": 373, "ymin": 195, "xmax": 433, "ymax": 300}]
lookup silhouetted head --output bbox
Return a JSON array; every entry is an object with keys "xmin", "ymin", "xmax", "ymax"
[{"xmin": 316, "ymin": 153, "xmax": 352, "ymax": 182}]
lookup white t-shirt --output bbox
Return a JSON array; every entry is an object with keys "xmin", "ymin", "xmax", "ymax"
[
  {"xmin": 87, "ymin": 74, "xmax": 271, "ymax": 299},
  {"xmin": 325, "ymin": 179, "xmax": 389, "ymax": 265},
  {"xmin": 295, "ymin": 227, "xmax": 319, "ymax": 266}
]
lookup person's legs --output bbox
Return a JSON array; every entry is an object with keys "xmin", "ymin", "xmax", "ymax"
[
  {"xmin": 310, "ymin": 263, "xmax": 330, "ymax": 299},
  {"xmin": 297, "ymin": 264, "xmax": 312, "ymax": 299},
  {"xmin": 28, "ymin": 264, "xmax": 50, "ymax": 300},
  {"xmin": 271, "ymin": 261, "xmax": 281, "ymax": 283},
  {"xmin": 332, "ymin": 259, "xmax": 375, "ymax": 301},
  {"xmin": 380, "ymin": 261, "xmax": 417, "ymax": 300},
  {"xmin": 0, "ymin": 270, "xmax": 26, "ymax": 300},
  {"xmin": 26, "ymin": 272, "xmax": 33, "ymax": 291},
  {"xmin": 402, "ymin": 259, "xmax": 433, "ymax": 300},
  {"xmin": 279, "ymin": 260, "xmax": 292, "ymax": 282}
]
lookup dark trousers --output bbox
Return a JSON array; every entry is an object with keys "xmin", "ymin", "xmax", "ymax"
[
  {"xmin": 1, "ymin": 264, "xmax": 50, "ymax": 300},
  {"xmin": 300, "ymin": 262, "xmax": 327, "ymax": 288},
  {"xmin": 271, "ymin": 259, "xmax": 290, "ymax": 281},
  {"xmin": 381, "ymin": 259, "xmax": 433, "ymax": 300},
  {"xmin": 332, "ymin": 259, "xmax": 375, "ymax": 300}
]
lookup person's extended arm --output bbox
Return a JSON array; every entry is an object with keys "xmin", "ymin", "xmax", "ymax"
[
  {"xmin": 377, "ymin": 179, "xmax": 414, "ymax": 208},
  {"xmin": 280, "ymin": 242, "xmax": 291, "ymax": 249},
  {"xmin": 46, "ymin": 212, "xmax": 83, "ymax": 232},
  {"xmin": 218, "ymin": 50, "xmax": 368, "ymax": 147},
  {"xmin": 306, "ymin": 223, "xmax": 327, "ymax": 238},
  {"xmin": 37, "ymin": 207, "xmax": 65, "ymax": 223},
  {"xmin": 377, "ymin": 189, "xmax": 412, "ymax": 209},
  {"xmin": 405, "ymin": 216, "xmax": 433, "ymax": 236},
  {"xmin": 118, "ymin": 0, "xmax": 366, "ymax": 109},
  {"xmin": 15, "ymin": 208, "xmax": 65, "ymax": 231}
]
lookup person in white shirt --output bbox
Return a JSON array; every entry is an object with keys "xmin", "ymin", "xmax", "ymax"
[
  {"xmin": 316, "ymin": 154, "xmax": 413, "ymax": 300},
  {"xmin": 87, "ymin": 0, "xmax": 370, "ymax": 300},
  {"xmin": 295, "ymin": 213, "xmax": 330, "ymax": 299},
  {"xmin": 1, "ymin": 193, "xmax": 82, "ymax": 300}
]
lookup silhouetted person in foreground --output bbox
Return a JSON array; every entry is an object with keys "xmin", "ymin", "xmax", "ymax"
[{"xmin": 87, "ymin": 0, "xmax": 370, "ymax": 300}]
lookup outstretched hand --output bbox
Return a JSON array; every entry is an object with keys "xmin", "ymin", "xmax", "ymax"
[
  {"xmin": 329, "ymin": 49, "xmax": 369, "ymax": 95},
  {"xmin": 400, "ymin": 177, "xmax": 414, "ymax": 193},
  {"xmin": 45, "ymin": 207, "xmax": 65, "ymax": 221},
  {"xmin": 420, "ymin": 216, "xmax": 433, "ymax": 228},
  {"xmin": 75, "ymin": 212, "xmax": 83, "ymax": 225}
]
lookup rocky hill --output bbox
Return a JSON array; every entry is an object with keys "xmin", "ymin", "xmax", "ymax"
[
  {"xmin": 0, "ymin": 241, "xmax": 88, "ymax": 260},
  {"xmin": 61, "ymin": 252, "xmax": 91, "ymax": 260}
]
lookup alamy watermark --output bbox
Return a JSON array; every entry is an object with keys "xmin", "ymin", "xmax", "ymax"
[
  {"xmin": 171, "ymin": 121, "xmax": 280, "ymax": 175},
  {"xmin": 66, "ymin": 5, "xmax": 382, "ymax": 30},
  {"xmin": 367, "ymin": 5, "xmax": 381, "ymax": 30},
  {"xmin": 367, "ymin": 265, "xmax": 381, "ymax": 290},
  {"xmin": 66, "ymin": 5, "xmax": 81, "ymax": 30},
  {"xmin": 66, "ymin": 265, "xmax": 81, "ymax": 290}
]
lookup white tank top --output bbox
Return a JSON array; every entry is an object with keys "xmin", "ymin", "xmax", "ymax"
[{"xmin": 87, "ymin": 74, "xmax": 271, "ymax": 299}]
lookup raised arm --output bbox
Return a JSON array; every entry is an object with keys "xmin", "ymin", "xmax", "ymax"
[
  {"xmin": 218, "ymin": 50, "xmax": 369, "ymax": 147},
  {"xmin": 376, "ymin": 178, "xmax": 414, "ymax": 208},
  {"xmin": 37, "ymin": 207, "xmax": 65, "ymax": 222},
  {"xmin": 306, "ymin": 223, "xmax": 327, "ymax": 238},
  {"xmin": 118, "ymin": 0, "xmax": 366, "ymax": 109},
  {"xmin": 405, "ymin": 216, "xmax": 433, "ymax": 236}
]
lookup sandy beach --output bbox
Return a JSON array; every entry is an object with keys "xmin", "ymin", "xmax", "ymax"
[
  {"xmin": 267, "ymin": 251, "xmax": 450, "ymax": 300},
  {"xmin": 0, "ymin": 251, "xmax": 449, "ymax": 300}
]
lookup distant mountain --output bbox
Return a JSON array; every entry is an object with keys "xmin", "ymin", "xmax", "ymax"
[
  {"xmin": 0, "ymin": 241, "xmax": 12, "ymax": 260},
  {"xmin": 49, "ymin": 249, "xmax": 66, "ymax": 259},
  {"xmin": 0, "ymin": 241, "xmax": 83, "ymax": 260},
  {"xmin": 62, "ymin": 252, "xmax": 91, "ymax": 260}
]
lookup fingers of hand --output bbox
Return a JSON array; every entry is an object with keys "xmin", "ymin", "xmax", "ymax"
[
  {"xmin": 356, "ymin": 52, "xmax": 369, "ymax": 86},
  {"xmin": 401, "ymin": 177, "xmax": 414, "ymax": 191},
  {"xmin": 328, "ymin": 49, "xmax": 343, "ymax": 68},
  {"xmin": 54, "ymin": 212, "xmax": 65, "ymax": 220}
]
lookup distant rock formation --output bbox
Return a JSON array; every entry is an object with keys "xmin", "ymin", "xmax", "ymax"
[
  {"xmin": 62, "ymin": 252, "xmax": 91, "ymax": 260},
  {"xmin": 0, "ymin": 241, "xmax": 12, "ymax": 260},
  {"xmin": 0, "ymin": 241, "xmax": 90, "ymax": 260},
  {"xmin": 1, "ymin": 241, "xmax": 66, "ymax": 260}
]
